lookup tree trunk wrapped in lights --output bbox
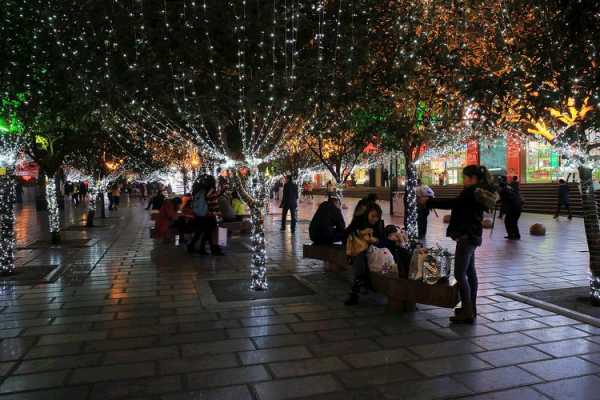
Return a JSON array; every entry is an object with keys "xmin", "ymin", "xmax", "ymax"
[
  {"xmin": 86, "ymin": 181, "xmax": 99, "ymax": 227},
  {"xmin": 578, "ymin": 166, "xmax": 600, "ymax": 304},
  {"xmin": 0, "ymin": 171, "xmax": 17, "ymax": 275},
  {"xmin": 232, "ymin": 169, "xmax": 269, "ymax": 290},
  {"xmin": 45, "ymin": 175, "xmax": 61, "ymax": 244},
  {"xmin": 403, "ymin": 159, "xmax": 419, "ymax": 242}
]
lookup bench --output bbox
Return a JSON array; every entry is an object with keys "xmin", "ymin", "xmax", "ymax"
[
  {"xmin": 303, "ymin": 244, "xmax": 348, "ymax": 272},
  {"xmin": 220, "ymin": 220, "xmax": 252, "ymax": 235},
  {"xmin": 303, "ymin": 243, "xmax": 459, "ymax": 311}
]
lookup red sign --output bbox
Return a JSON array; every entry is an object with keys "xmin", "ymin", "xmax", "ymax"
[
  {"xmin": 466, "ymin": 141, "xmax": 479, "ymax": 165},
  {"xmin": 16, "ymin": 161, "xmax": 39, "ymax": 178},
  {"xmin": 506, "ymin": 133, "xmax": 522, "ymax": 180}
]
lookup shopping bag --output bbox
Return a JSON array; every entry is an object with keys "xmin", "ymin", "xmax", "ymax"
[
  {"xmin": 367, "ymin": 247, "xmax": 398, "ymax": 274},
  {"xmin": 408, "ymin": 249, "xmax": 427, "ymax": 280},
  {"xmin": 217, "ymin": 227, "xmax": 228, "ymax": 247}
]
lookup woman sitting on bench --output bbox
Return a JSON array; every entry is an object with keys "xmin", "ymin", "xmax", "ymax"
[
  {"xmin": 155, "ymin": 197, "xmax": 182, "ymax": 243},
  {"xmin": 344, "ymin": 202, "xmax": 385, "ymax": 306}
]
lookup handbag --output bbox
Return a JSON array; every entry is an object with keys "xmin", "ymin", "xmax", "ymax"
[
  {"xmin": 346, "ymin": 228, "xmax": 375, "ymax": 257},
  {"xmin": 408, "ymin": 248, "xmax": 427, "ymax": 280}
]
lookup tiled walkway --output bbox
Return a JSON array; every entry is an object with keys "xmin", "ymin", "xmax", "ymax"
[{"xmin": 0, "ymin": 195, "xmax": 598, "ymax": 399}]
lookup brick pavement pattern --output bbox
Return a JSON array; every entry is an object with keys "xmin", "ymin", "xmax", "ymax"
[{"xmin": 0, "ymin": 196, "xmax": 597, "ymax": 399}]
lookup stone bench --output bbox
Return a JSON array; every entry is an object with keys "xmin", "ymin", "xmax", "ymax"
[
  {"xmin": 302, "ymin": 244, "xmax": 348, "ymax": 272},
  {"xmin": 303, "ymin": 243, "xmax": 459, "ymax": 311},
  {"xmin": 220, "ymin": 220, "xmax": 252, "ymax": 235}
]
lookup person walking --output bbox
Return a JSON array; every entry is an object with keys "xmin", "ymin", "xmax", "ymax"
[
  {"xmin": 420, "ymin": 165, "xmax": 498, "ymax": 323},
  {"xmin": 554, "ymin": 178, "xmax": 572, "ymax": 219},
  {"xmin": 416, "ymin": 179, "xmax": 434, "ymax": 240},
  {"xmin": 110, "ymin": 183, "xmax": 121, "ymax": 210},
  {"xmin": 280, "ymin": 175, "xmax": 298, "ymax": 232},
  {"xmin": 499, "ymin": 182, "xmax": 522, "ymax": 240}
]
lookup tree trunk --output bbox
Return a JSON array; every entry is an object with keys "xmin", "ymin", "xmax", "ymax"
[
  {"xmin": 0, "ymin": 171, "xmax": 17, "ymax": 275},
  {"xmin": 404, "ymin": 158, "xmax": 418, "ymax": 243},
  {"xmin": 249, "ymin": 203, "xmax": 268, "ymax": 290},
  {"xmin": 579, "ymin": 166, "xmax": 600, "ymax": 305},
  {"xmin": 45, "ymin": 175, "xmax": 61, "ymax": 244},
  {"xmin": 86, "ymin": 184, "xmax": 98, "ymax": 227},
  {"xmin": 232, "ymin": 170, "xmax": 269, "ymax": 290},
  {"xmin": 99, "ymin": 191, "xmax": 106, "ymax": 218}
]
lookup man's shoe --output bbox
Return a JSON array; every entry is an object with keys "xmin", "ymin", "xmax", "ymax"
[
  {"xmin": 211, "ymin": 246, "xmax": 225, "ymax": 256},
  {"xmin": 568, "ymin": 215, "xmax": 573, "ymax": 220},
  {"xmin": 553, "ymin": 215, "xmax": 559, "ymax": 219},
  {"xmin": 450, "ymin": 305, "xmax": 475, "ymax": 324}
]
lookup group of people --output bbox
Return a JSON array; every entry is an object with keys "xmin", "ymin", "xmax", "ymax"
[
  {"xmin": 65, "ymin": 181, "xmax": 88, "ymax": 206},
  {"xmin": 152, "ymin": 175, "xmax": 248, "ymax": 256},
  {"xmin": 309, "ymin": 165, "xmax": 500, "ymax": 324},
  {"xmin": 415, "ymin": 175, "xmax": 525, "ymax": 242}
]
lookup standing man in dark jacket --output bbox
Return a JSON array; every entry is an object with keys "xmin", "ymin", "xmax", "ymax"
[
  {"xmin": 280, "ymin": 175, "xmax": 299, "ymax": 232},
  {"xmin": 554, "ymin": 179, "xmax": 572, "ymax": 219},
  {"xmin": 499, "ymin": 182, "xmax": 522, "ymax": 240},
  {"xmin": 309, "ymin": 197, "xmax": 346, "ymax": 245}
]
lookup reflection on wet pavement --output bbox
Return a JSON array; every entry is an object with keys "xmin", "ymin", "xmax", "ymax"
[{"xmin": 0, "ymin": 194, "xmax": 595, "ymax": 399}]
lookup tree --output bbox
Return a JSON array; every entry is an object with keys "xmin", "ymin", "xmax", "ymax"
[{"xmin": 356, "ymin": 0, "xmax": 473, "ymax": 241}]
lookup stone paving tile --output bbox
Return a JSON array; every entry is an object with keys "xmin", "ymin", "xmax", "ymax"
[
  {"xmin": 470, "ymin": 332, "xmax": 539, "ymax": 351},
  {"xmin": 309, "ymin": 339, "xmax": 381, "ymax": 357},
  {"xmin": 534, "ymin": 374, "xmax": 600, "ymax": 399},
  {"xmin": 90, "ymin": 375, "xmax": 182, "ymax": 400},
  {"xmin": 0, "ymin": 362, "xmax": 14, "ymax": 377},
  {"xmin": 160, "ymin": 354, "xmax": 239, "ymax": 375},
  {"xmin": 533, "ymin": 315, "xmax": 581, "ymax": 326},
  {"xmin": 0, "ymin": 370, "xmax": 69, "ymax": 394},
  {"xmin": 103, "ymin": 345, "xmax": 179, "ymax": 363},
  {"xmin": 0, "ymin": 338, "xmax": 35, "ymax": 362},
  {"xmin": 454, "ymin": 365, "xmax": 543, "ymax": 393},
  {"xmin": 181, "ymin": 338, "xmax": 255, "ymax": 356},
  {"xmin": 411, "ymin": 339, "xmax": 486, "ymax": 358},
  {"xmin": 253, "ymin": 374, "xmax": 342, "ymax": 400},
  {"xmin": 83, "ymin": 336, "xmax": 158, "ymax": 352},
  {"xmin": 409, "ymin": 354, "xmax": 492, "ymax": 377},
  {"xmin": 335, "ymin": 363, "xmax": 421, "ymax": 388},
  {"xmin": 240, "ymin": 315, "xmax": 300, "ymax": 327},
  {"xmin": 519, "ymin": 356, "xmax": 600, "ymax": 381},
  {"xmin": 269, "ymin": 356, "xmax": 349, "ymax": 378},
  {"xmin": 0, "ymin": 386, "xmax": 90, "ymax": 400},
  {"xmin": 476, "ymin": 346, "xmax": 551, "ymax": 367},
  {"xmin": 379, "ymin": 376, "xmax": 473, "ymax": 399},
  {"xmin": 433, "ymin": 325, "xmax": 499, "ymax": 339},
  {"xmin": 187, "ymin": 365, "xmax": 270, "ymax": 389},
  {"xmin": 15, "ymin": 353, "xmax": 102, "ymax": 374},
  {"xmin": 376, "ymin": 331, "xmax": 444, "ymax": 349},
  {"xmin": 342, "ymin": 348, "xmax": 417, "ymax": 369},
  {"xmin": 458, "ymin": 387, "xmax": 550, "ymax": 400},
  {"xmin": 290, "ymin": 319, "xmax": 350, "ymax": 333},
  {"xmin": 227, "ymin": 324, "xmax": 292, "ymax": 338},
  {"xmin": 69, "ymin": 361, "xmax": 155, "ymax": 384},
  {"xmin": 36, "ymin": 331, "xmax": 108, "ymax": 346},
  {"xmin": 483, "ymin": 319, "xmax": 549, "ymax": 333},
  {"xmin": 522, "ymin": 326, "xmax": 590, "ymax": 342},
  {"xmin": 574, "ymin": 324, "xmax": 600, "ymax": 335},
  {"xmin": 317, "ymin": 327, "xmax": 382, "ymax": 342},
  {"xmin": 161, "ymin": 385, "xmax": 255, "ymax": 400},
  {"xmin": 253, "ymin": 333, "xmax": 322, "ymax": 349},
  {"xmin": 239, "ymin": 345, "xmax": 312, "ymax": 365},
  {"xmin": 23, "ymin": 343, "xmax": 83, "ymax": 360},
  {"xmin": 533, "ymin": 338, "xmax": 600, "ymax": 357}
]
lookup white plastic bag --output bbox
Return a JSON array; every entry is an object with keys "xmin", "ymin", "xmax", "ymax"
[
  {"xmin": 367, "ymin": 247, "xmax": 397, "ymax": 274},
  {"xmin": 217, "ymin": 227, "xmax": 228, "ymax": 247}
]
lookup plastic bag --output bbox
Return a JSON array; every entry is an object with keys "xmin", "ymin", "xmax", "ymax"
[{"xmin": 367, "ymin": 246, "xmax": 398, "ymax": 274}]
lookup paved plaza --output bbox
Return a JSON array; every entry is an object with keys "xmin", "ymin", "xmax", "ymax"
[{"xmin": 1, "ymin": 196, "xmax": 599, "ymax": 399}]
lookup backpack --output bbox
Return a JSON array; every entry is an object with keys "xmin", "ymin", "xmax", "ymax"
[{"xmin": 192, "ymin": 191, "xmax": 208, "ymax": 217}]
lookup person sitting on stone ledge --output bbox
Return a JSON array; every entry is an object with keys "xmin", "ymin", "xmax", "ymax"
[
  {"xmin": 309, "ymin": 197, "xmax": 346, "ymax": 246},
  {"xmin": 155, "ymin": 197, "xmax": 182, "ymax": 243}
]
